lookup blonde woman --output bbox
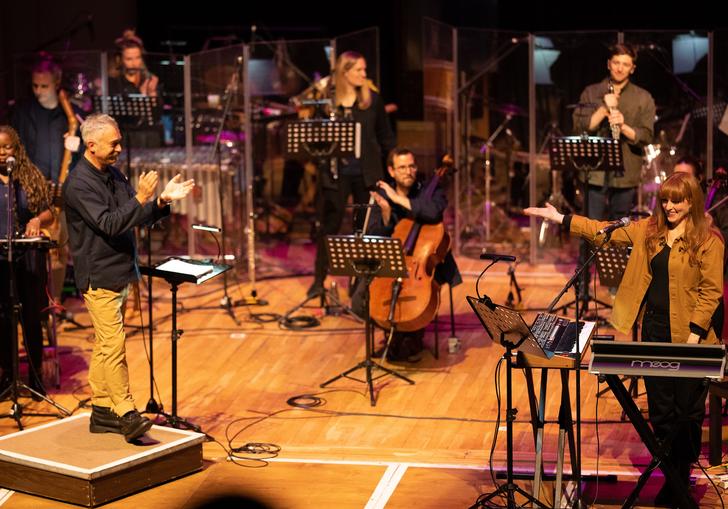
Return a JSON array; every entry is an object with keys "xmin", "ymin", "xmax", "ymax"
[
  {"xmin": 525, "ymin": 172, "xmax": 723, "ymax": 506},
  {"xmin": 309, "ymin": 51, "xmax": 396, "ymax": 297}
]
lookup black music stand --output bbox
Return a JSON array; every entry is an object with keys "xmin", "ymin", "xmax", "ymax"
[
  {"xmin": 319, "ymin": 234, "xmax": 414, "ymax": 406},
  {"xmin": 549, "ymin": 135, "xmax": 623, "ymax": 319},
  {"xmin": 139, "ymin": 257, "xmax": 230, "ymax": 430},
  {"xmin": 285, "ymin": 119, "xmax": 361, "ymax": 160},
  {"xmin": 466, "ymin": 296, "xmax": 550, "ymax": 509},
  {"xmin": 282, "ymin": 119, "xmax": 363, "ymax": 319}
]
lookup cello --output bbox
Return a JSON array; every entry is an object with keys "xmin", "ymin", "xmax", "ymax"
[{"xmin": 369, "ymin": 156, "xmax": 454, "ymax": 332}]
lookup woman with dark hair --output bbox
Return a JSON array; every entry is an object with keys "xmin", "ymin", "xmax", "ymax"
[
  {"xmin": 0, "ymin": 125, "xmax": 54, "ymax": 397},
  {"xmin": 525, "ymin": 171, "xmax": 724, "ymax": 506},
  {"xmin": 308, "ymin": 51, "xmax": 396, "ymax": 297}
]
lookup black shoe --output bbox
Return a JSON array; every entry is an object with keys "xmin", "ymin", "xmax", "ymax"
[
  {"xmin": 89, "ymin": 405, "xmax": 124, "ymax": 434},
  {"xmin": 119, "ymin": 410, "xmax": 153, "ymax": 442}
]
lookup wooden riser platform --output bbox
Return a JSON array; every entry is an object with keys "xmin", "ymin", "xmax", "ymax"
[{"xmin": 0, "ymin": 414, "xmax": 205, "ymax": 507}]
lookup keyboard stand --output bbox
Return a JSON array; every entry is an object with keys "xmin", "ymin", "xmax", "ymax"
[
  {"xmin": 602, "ymin": 374, "xmax": 700, "ymax": 509},
  {"xmin": 518, "ymin": 354, "xmax": 582, "ymax": 507}
]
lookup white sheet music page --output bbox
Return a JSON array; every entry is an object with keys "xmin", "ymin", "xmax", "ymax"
[{"xmin": 156, "ymin": 258, "xmax": 212, "ymax": 278}]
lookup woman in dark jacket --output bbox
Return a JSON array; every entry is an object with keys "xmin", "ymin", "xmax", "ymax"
[{"xmin": 308, "ymin": 51, "xmax": 396, "ymax": 297}]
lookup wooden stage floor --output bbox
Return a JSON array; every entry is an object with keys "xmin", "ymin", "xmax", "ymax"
[{"xmin": 1, "ymin": 251, "xmax": 726, "ymax": 508}]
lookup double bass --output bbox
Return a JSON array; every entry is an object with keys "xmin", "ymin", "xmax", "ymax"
[
  {"xmin": 43, "ymin": 89, "xmax": 78, "ymax": 257},
  {"xmin": 369, "ymin": 156, "xmax": 454, "ymax": 332}
]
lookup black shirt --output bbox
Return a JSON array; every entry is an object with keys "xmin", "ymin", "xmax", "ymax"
[
  {"xmin": 62, "ymin": 156, "xmax": 169, "ymax": 291},
  {"xmin": 12, "ymin": 98, "xmax": 68, "ymax": 182},
  {"xmin": 646, "ymin": 245, "xmax": 670, "ymax": 314},
  {"xmin": 367, "ymin": 178, "xmax": 462, "ymax": 287}
]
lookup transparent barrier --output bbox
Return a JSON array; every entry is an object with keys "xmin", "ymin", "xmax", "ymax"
[
  {"xmin": 457, "ymin": 28, "xmax": 530, "ymax": 259},
  {"xmin": 186, "ymin": 44, "xmax": 247, "ymax": 261},
  {"xmin": 427, "ymin": 25, "xmax": 722, "ymax": 264},
  {"xmin": 248, "ymin": 37, "xmax": 330, "ymax": 228},
  {"xmin": 422, "ymin": 18, "xmax": 456, "ymax": 249}
]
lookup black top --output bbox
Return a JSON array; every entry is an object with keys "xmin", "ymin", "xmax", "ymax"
[
  {"xmin": 646, "ymin": 244, "xmax": 670, "ymax": 314},
  {"xmin": 62, "ymin": 156, "xmax": 169, "ymax": 291},
  {"xmin": 12, "ymin": 98, "xmax": 68, "ymax": 182},
  {"xmin": 367, "ymin": 177, "xmax": 462, "ymax": 287},
  {"xmin": 319, "ymin": 91, "xmax": 396, "ymax": 190}
]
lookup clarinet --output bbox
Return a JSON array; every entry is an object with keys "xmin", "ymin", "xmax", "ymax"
[{"xmin": 607, "ymin": 81, "xmax": 621, "ymax": 139}]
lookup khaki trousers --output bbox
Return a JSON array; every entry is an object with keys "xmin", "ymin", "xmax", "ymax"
[{"xmin": 83, "ymin": 286, "xmax": 135, "ymax": 416}]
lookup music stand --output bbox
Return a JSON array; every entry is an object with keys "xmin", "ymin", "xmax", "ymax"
[
  {"xmin": 549, "ymin": 135, "xmax": 623, "ymax": 319},
  {"xmin": 139, "ymin": 257, "xmax": 230, "ymax": 430},
  {"xmin": 466, "ymin": 296, "xmax": 550, "ymax": 509},
  {"xmin": 282, "ymin": 119, "xmax": 364, "ymax": 319},
  {"xmin": 93, "ymin": 95, "xmax": 159, "ymax": 128},
  {"xmin": 285, "ymin": 119, "xmax": 361, "ymax": 160},
  {"xmin": 319, "ymin": 234, "xmax": 414, "ymax": 406}
]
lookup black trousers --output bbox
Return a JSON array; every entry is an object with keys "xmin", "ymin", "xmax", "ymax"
[
  {"xmin": 312, "ymin": 173, "xmax": 369, "ymax": 285},
  {"xmin": 641, "ymin": 309, "xmax": 708, "ymax": 477},
  {"xmin": 0, "ymin": 251, "xmax": 48, "ymax": 388}
]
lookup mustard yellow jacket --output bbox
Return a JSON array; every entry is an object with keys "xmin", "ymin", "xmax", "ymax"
[{"xmin": 569, "ymin": 215, "xmax": 724, "ymax": 344}]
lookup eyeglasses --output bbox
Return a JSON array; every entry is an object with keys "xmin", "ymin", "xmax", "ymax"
[{"xmin": 393, "ymin": 164, "xmax": 417, "ymax": 172}]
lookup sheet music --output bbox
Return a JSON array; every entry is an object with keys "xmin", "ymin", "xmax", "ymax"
[{"xmin": 156, "ymin": 258, "xmax": 213, "ymax": 278}]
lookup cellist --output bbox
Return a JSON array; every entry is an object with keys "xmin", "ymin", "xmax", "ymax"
[{"xmin": 360, "ymin": 148, "xmax": 461, "ymax": 362}]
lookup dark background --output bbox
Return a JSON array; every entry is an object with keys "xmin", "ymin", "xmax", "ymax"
[{"xmin": 1, "ymin": 0, "xmax": 725, "ymax": 123}]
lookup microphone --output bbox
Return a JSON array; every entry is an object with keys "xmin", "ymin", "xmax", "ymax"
[
  {"xmin": 5, "ymin": 156, "xmax": 16, "ymax": 173},
  {"xmin": 596, "ymin": 217, "xmax": 630, "ymax": 236},
  {"xmin": 479, "ymin": 252, "xmax": 516, "ymax": 262}
]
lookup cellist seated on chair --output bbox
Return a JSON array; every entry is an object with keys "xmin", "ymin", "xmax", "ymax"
[{"xmin": 351, "ymin": 148, "xmax": 462, "ymax": 362}]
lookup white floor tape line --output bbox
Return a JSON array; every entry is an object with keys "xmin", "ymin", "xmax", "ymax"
[
  {"xmin": 0, "ymin": 489, "xmax": 14, "ymax": 506},
  {"xmin": 365, "ymin": 463, "xmax": 408, "ymax": 509}
]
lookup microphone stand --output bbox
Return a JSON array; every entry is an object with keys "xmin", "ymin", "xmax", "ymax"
[
  {"xmin": 209, "ymin": 55, "xmax": 267, "ymax": 325},
  {"xmin": 547, "ymin": 230, "xmax": 612, "ymax": 509},
  {"xmin": 0, "ymin": 164, "xmax": 70, "ymax": 428}
]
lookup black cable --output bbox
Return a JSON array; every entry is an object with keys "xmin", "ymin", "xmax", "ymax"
[
  {"xmin": 492, "ymin": 356, "xmax": 504, "ymax": 502},
  {"xmin": 279, "ymin": 314, "xmax": 320, "ymax": 330},
  {"xmin": 696, "ymin": 459, "xmax": 726, "ymax": 509},
  {"xmin": 248, "ymin": 312, "xmax": 281, "ymax": 323}
]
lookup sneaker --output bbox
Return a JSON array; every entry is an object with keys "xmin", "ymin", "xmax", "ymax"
[
  {"xmin": 119, "ymin": 410, "xmax": 153, "ymax": 442},
  {"xmin": 89, "ymin": 405, "xmax": 124, "ymax": 434}
]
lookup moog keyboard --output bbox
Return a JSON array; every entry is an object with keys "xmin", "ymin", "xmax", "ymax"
[{"xmin": 589, "ymin": 340, "xmax": 726, "ymax": 379}]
